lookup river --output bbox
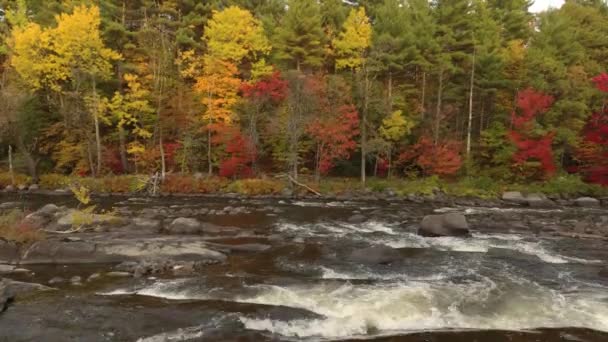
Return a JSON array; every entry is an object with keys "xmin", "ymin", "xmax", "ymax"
[{"xmin": 1, "ymin": 194, "xmax": 607, "ymax": 341}]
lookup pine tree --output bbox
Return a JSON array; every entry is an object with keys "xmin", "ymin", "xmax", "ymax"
[{"xmin": 273, "ymin": 0, "xmax": 325, "ymax": 71}]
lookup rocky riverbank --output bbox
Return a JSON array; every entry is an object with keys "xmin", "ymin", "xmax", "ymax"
[{"xmin": 1, "ymin": 193, "xmax": 608, "ymax": 341}]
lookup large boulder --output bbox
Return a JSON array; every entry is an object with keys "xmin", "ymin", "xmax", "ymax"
[
  {"xmin": 574, "ymin": 197, "xmax": 600, "ymax": 208},
  {"xmin": 24, "ymin": 204, "xmax": 62, "ymax": 226},
  {"xmin": 347, "ymin": 214, "xmax": 367, "ymax": 224},
  {"xmin": 1, "ymin": 278, "xmax": 54, "ymax": 313},
  {"xmin": 418, "ymin": 213, "xmax": 470, "ymax": 237},
  {"xmin": 0, "ymin": 202, "xmax": 21, "ymax": 210},
  {"xmin": 132, "ymin": 218, "xmax": 161, "ymax": 231},
  {"xmin": 348, "ymin": 245, "xmax": 401, "ymax": 265},
  {"xmin": 0, "ymin": 264, "xmax": 15, "ymax": 274},
  {"xmin": 20, "ymin": 240, "xmax": 99, "ymax": 264},
  {"xmin": 502, "ymin": 191, "xmax": 527, "ymax": 204},
  {"xmin": 0, "ymin": 241, "xmax": 20, "ymax": 264},
  {"xmin": 166, "ymin": 217, "xmax": 201, "ymax": 234},
  {"xmin": 525, "ymin": 193, "xmax": 555, "ymax": 208}
]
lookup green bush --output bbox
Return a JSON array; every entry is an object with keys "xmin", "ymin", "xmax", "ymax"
[
  {"xmin": 395, "ymin": 176, "xmax": 442, "ymax": 196},
  {"xmin": 39, "ymin": 173, "xmax": 71, "ymax": 189},
  {"xmin": 0, "ymin": 209, "xmax": 45, "ymax": 245},
  {"xmin": 227, "ymin": 179, "xmax": 285, "ymax": 195},
  {"xmin": 512, "ymin": 174, "xmax": 608, "ymax": 197},
  {"xmin": 0, "ymin": 172, "xmax": 31, "ymax": 188},
  {"xmin": 443, "ymin": 176, "xmax": 503, "ymax": 198}
]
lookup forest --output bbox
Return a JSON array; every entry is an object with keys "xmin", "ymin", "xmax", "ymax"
[{"xmin": 0, "ymin": 0, "xmax": 607, "ymax": 196}]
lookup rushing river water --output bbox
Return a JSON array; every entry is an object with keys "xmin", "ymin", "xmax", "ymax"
[{"xmin": 1, "ymin": 195, "xmax": 608, "ymax": 341}]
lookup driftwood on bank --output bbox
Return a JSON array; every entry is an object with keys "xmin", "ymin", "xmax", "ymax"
[{"xmin": 275, "ymin": 174, "xmax": 321, "ymax": 196}]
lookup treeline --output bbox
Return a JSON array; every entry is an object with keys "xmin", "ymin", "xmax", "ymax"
[{"xmin": 0, "ymin": 0, "xmax": 607, "ymax": 186}]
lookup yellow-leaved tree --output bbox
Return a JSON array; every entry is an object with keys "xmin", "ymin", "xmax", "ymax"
[
  {"xmin": 379, "ymin": 110, "xmax": 415, "ymax": 177},
  {"xmin": 333, "ymin": 7, "xmax": 372, "ymax": 71},
  {"xmin": 195, "ymin": 6, "xmax": 271, "ymax": 175},
  {"xmin": 10, "ymin": 5, "xmax": 120, "ymax": 177},
  {"xmin": 107, "ymin": 74, "xmax": 155, "ymax": 172}
]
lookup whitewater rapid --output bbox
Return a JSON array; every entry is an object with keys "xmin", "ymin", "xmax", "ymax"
[{"xmin": 102, "ymin": 212, "xmax": 608, "ymax": 340}]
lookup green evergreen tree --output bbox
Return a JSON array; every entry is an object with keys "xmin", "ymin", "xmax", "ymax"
[{"xmin": 272, "ymin": 0, "xmax": 325, "ymax": 71}]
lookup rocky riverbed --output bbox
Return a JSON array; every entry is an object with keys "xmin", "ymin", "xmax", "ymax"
[{"xmin": 1, "ymin": 193, "xmax": 608, "ymax": 341}]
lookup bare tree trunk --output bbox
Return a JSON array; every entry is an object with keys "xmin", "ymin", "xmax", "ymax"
[
  {"xmin": 387, "ymin": 147, "xmax": 392, "ymax": 179},
  {"xmin": 207, "ymin": 128, "xmax": 212, "ymax": 176},
  {"xmin": 479, "ymin": 101, "xmax": 485, "ymax": 137},
  {"xmin": 374, "ymin": 155, "xmax": 379, "ymax": 177},
  {"xmin": 361, "ymin": 67, "xmax": 369, "ymax": 187},
  {"xmin": 421, "ymin": 71, "xmax": 426, "ymax": 119},
  {"xmin": 314, "ymin": 143, "xmax": 321, "ymax": 183},
  {"xmin": 15, "ymin": 136, "xmax": 38, "ymax": 183},
  {"xmin": 466, "ymin": 50, "xmax": 476, "ymax": 163},
  {"xmin": 8, "ymin": 145, "xmax": 14, "ymax": 185},
  {"xmin": 434, "ymin": 69, "xmax": 444, "ymax": 146},
  {"xmin": 387, "ymin": 72, "xmax": 393, "ymax": 112},
  {"xmin": 87, "ymin": 140, "xmax": 96, "ymax": 178},
  {"xmin": 92, "ymin": 77, "xmax": 103, "ymax": 176},
  {"xmin": 118, "ymin": 127, "xmax": 128, "ymax": 172}
]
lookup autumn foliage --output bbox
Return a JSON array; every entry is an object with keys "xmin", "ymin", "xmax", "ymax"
[
  {"xmin": 210, "ymin": 124, "xmax": 256, "ymax": 179},
  {"xmin": 575, "ymin": 73, "xmax": 608, "ymax": 185},
  {"xmin": 308, "ymin": 104, "xmax": 360, "ymax": 175},
  {"xmin": 398, "ymin": 137, "xmax": 463, "ymax": 177},
  {"xmin": 508, "ymin": 88, "xmax": 557, "ymax": 178},
  {"xmin": 241, "ymin": 71, "xmax": 288, "ymax": 103}
]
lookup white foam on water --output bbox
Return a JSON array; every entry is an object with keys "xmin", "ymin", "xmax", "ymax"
[
  {"xmin": 279, "ymin": 220, "xmax": 599, "ymax": 265},
  {"xmin": 98, "ymin": 279, "xmax": 209, "ymax": 300},
  {"xmin": 237, "ymin": 278, "xmax": 608, "ymax": 339},
  {"xmin": 463, "ymin": 207, "xmax": 564, "ymax": 214},
  {"xmin": 291, "ymin": 201, "xmax": 358, "ymax": 208},
  {"xmin": 380, "ymin": 232, "xmax": 599, "ymax": 264},
  {"xmin": 276, "ymin": 221, "xmax": 398, "ymax": 238},
  {"xmin": 319, "ymin": 266, "xmax": 450, "ymax": 282},
  {"xmin": 136, "ymin": 327, "xmax": 204, "ymax": 342}
]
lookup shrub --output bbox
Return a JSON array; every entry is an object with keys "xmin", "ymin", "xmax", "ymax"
[
  {"xmin": 161, "ymin": 174, "xmax": 228, "ymax": 193},
  {"xmin": 514, "ymin": 174, "xmax": 608, "ymax": 197},
  {"xmin": 0, "ymin": 209, "xmax": 45, "ymax": 245},
  {"xmin": 39, "ymin": 173, "xmax": 71, "ymax": 189},
  {"xmin": 0, "ymin": 172, "xmax": 31, "ymax": 188},
  {"xmin": 227, "ymin": 179, "xmax": 285, "ymax": 195},
  {"xmin": 395, "ymin": 176, "xmax": 442, "ymax": 196},
  {"xmin": 443, "ymin": 176, "xmax": 503, "ymax": 198}
]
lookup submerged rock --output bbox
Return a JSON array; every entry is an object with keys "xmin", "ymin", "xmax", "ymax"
[
  {"xmin": 0, "ymin": 241, "xmax": 21, "ymax": 264},
  {"xmin": 1, "ymin": 278, "xmax": 54, "ymax": 312},
  {"xmin": 418, "ymin": 213, "xmax": 470, "ymax": 237},
  {"xmin": 502, "ymin": 191, "xmax": 526, "ymax": 204},
  {"xmin": 348, "ymin": 245, "xmax": 401, "ymax": 265},
  {"xmin": 133, "ymin": 218, "xmax": 161, "ymax": 231},
  {"xmin": 167, "ymin": 217, "xmax": 201, "ymax": 234},
  {"xmin": 105, "ymin": 271, "xmax": 131, "ymax": 278},
  {"xmin": 48, "ymin": 277, "xmax": 65, "ymax": 285},
  {"xmin": 574, "ymin": 197, "xmax": 600, "ymax": 208},
  {"xmin": 525, "ymin": 193, "xmax": 555, "ymax": 208},
  {"xmin": 347, "ymin": 214, "xmax": 367, "ymax": 224},
  {"xmin": 0, "ymin": 265, "xmax": 15, "ymax": 274}
]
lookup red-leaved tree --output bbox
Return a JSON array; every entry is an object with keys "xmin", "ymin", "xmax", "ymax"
[
  {"xmin": 575, "ymin": 73, "xmax": 608, "ymax": 185},
  {"xmin": 398, "ymin": 137, "xmax": 462, "ymax": 177},
  {"xmin": 240, "ymin": 71, "xmax": 288, "ymax": 170},
  {"xmin": 508, "ymin": 88, "xmax": 557, "ymax": 178},
  {"xmin": 211, "ymin": 124, "xmax": 256, "ymax": 179},
  {"xmin": 307, "ymin": 104, "xmax": 360, "ymax": 179}
]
